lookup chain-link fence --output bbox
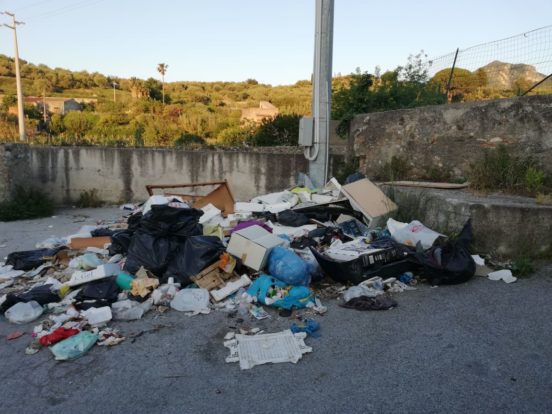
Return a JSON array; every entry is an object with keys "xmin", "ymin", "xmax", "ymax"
[{"xmin": 427, "ymin": 25, "xmax": 552, "ymax": 101}]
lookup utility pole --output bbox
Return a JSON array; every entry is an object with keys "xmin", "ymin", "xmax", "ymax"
[
  {"xmin": 2, "ymin": 12, "xmax": 26, "ymax": 142},
  {"xmin": 307, "ymin": 0, "xmax": 334, "ymax": 187},
  {"xmin": 42, "ymin": 88, "xmax": 47, "ymax": 123},
  {"xmin": 112, "ymin": 81, "xmax": 118, "ymax": 102}
]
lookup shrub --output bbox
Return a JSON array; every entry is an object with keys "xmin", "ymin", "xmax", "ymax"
[
  {"xmin": 76, "ymin": 189, "xmax": 103, "ymax": 208},
  {"xmin": 173, "ymin": 133, "xmax": 205, "ymax": 147},
  {"xmin": 0, "ymin": 186, "xmax": 54, "ymax": 221},
  {"xmin": 249, "ymin": 114, "xmax": 301, "ymax": 146},
  {"xmin": 469, "ymin": 145, "xmax": 549, "ymax": 195}
]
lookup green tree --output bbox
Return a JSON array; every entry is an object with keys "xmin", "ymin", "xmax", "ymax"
[
  {"xmin": 1, "ymin": 94, "xmax": 17, "ymax": 111},
  {"xmin": 250, "ymin": 114, "xmax": 301, "ymax": 146},
  {"xmin": 157, "ymin": 63, "xmax": 168, "ymax": 104},
  {"xmin": 63, "ymin": 112, "xmax": 98, "ymax": 140}
]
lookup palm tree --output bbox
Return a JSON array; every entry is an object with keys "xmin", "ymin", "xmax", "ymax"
[{"xmin": 157, "ymin": 63, "xmax": 168, "ymax": 104}]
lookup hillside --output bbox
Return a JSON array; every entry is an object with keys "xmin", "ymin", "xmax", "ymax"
[{"xmin": 480, "ymin": 60, "xmax": 546, "ymax": 90}]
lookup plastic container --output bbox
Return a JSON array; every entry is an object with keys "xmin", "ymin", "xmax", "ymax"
[
  {"xmin": 310, "ymin": 246, "xmax": 416, "ymax": 284},
  {"xmin": 111, "ymin": 298, "xmax": 152, "ymax": 320},
  {"xmin": 4, "ymin": 301, "xmax": 43, "ymax": 324},
  {"xmin": 116, "ymin": 272, "xmax": 135, "ymax": 290},
  {"xmin": 82, "ymin": 306, "xmax": 112, "ymax": 326}
]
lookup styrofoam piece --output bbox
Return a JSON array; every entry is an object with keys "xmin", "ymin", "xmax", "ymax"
[
  {"xmin": 224, "ymin": 329, "xmax": 312, "ymax": 370},
  {"xmin": 199, "ymin": 203, "xmax": 222, "ymax": 224},
  {"xmin": 82, "ymin": 306, "xmax": 112, "ymax": 326},
  {"xmin": 211, "ymin": 275, "xmax": 252, "ymax": 302},
  {"xmin": 234, "ymin": 202, "xmax": 265, "ymax": 213},
  {"xmin": 488, "ymin": 269, "xmax": 517, "ymax": 284},
  {"xmin": 66, "ymin": 263, "xmax": 120, "ymax": 287}
]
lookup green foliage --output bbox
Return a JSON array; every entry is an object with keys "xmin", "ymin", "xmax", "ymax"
[
  {"xmin": 2, "ymin": 94, "xmax": 16, "ymax": 110},
  {"xmin": 524, "ymin": 167, "xmax": 545, "ymax": 194},
  {"xmin": 469, "ymin": 145, "xmax": 549, "ymax": 195},
  {"xmin": 218, "ymin": 125, "xmax": 256, "ymax": 146},
  {"xmin": 0, "ymin": 186, "xmax": 54, "ymax": 221},
  {"xmin": 249, "ymin": 114, "xmax": 301, "ymax": 146},
  {"xmin": 511, "ymin": 256, "xmax": 534, "ymax": 277},
  {"xmin": 332, "ymin": 53, "xmax": 446, "ymax": 136},
  {"xmin": 333, "ymin": 159, "xmax": 360, "ymax": 183},
  {"xmin": 431, "ymin": 67, "xmax": 487, "ymax": 101},
  {"xmin": 63, "ymin": 111, "xmax": 99, "ymax": 140},
  {"xmin": 76, "ymin": 189, "xmax": 103, "ymax": 208},
  {"xmin": 173, "ymin": 133, "xmax": 205, "ymax": 147}
]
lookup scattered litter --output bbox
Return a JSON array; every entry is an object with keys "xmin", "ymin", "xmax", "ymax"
[
  {"xmin": 224, "ymin": 330, "xmax": 312, "ymax": 370},
  {"xmin": 290, "ymin": 319, "xmax": 320, "ymax": 337},
  {"xmin": 170, "ymin": 289, "xmax": 210, "ymax": 314},
  {"xmin": 4, "ymin": 301, "xmax": 44, "ymax": 324},
  {"xmin": 49, "ymin": 331, "xmax": 98, "ymax": 361},
  {"xmin": 488, "ymin": 269, "xmax": 517, "ymax": 284},
  {"xmin": 6, "ymin": 331, "xmax": 25, "ymax": 340}
]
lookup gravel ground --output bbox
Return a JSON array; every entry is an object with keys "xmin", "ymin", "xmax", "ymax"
[{"xmin": 1, "ymin": 208, "xmax": 551, "ymax": 414}]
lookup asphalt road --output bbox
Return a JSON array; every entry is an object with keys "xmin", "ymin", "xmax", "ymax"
[{"xmin": 1, "ymin": 208, "xmax": 551, "ymax": 413}]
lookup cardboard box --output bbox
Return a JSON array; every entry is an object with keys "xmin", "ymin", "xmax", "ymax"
[
  {"xmin": 341, "ymin": 178, "xmax": 397, "ymax": 224},
  {"xmin": 67, "ymin": 263, "xmax": 120, "ymax": 287},
  {"xmin": 226, "ymin": 225, "xmax": 285, "ymax": 271},
  {"xmin": 69, "ymin": 236, "xmax": 112, "ymax": 250}
]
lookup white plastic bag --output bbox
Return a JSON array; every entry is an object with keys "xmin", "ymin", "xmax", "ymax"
[
  {"xmin": 387, "ymin": 218, "xmax": 444, "ymax": 249},
  {"xmin": 5, "ymin": 301, "xmax": 43, "ymax": 324},
  {"xmin": 170, "ymin": 289, "xmax": 210, "ymax": 313}
]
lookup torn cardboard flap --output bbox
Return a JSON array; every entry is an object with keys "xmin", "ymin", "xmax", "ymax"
[
  {"xmin": 341, "ymin": 178, "xmax": 397, "ymax": 223},
  {"xmin": 69, "ymin": 236, "xmax": 112, "ymax": 250}
]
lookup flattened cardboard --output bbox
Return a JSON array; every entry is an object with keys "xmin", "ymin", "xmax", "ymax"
[
  {"xmin": 69, "ymin": 236, "xmax": 112, "ymax": 250},
  {"xmin": 341, "ymin": 178, "xmax": 397, "ymax": 222}
]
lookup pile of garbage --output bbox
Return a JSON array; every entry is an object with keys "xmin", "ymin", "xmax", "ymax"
[{"xmin": 0, "ymin": 175, "xmax": 515, "ymax": 368}]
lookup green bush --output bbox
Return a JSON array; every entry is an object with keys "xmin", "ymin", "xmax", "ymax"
[
  {"xmin": 469, "ymin": 145, "xmax": 549, "ymax": 195},
  {"xmin": 173, "ymin": 133, "xmax": 205, "ymax": 147},
  {"xmin": 249, "ymin": 114, "xmax": 301, "ymax": 146},
  {"xmin": 76, "ymin": 189, "xmax": 103, "ymax": 208},
  {"xmin": 0, "ymin": 186, "xmax": 54, "ymax": 221}
]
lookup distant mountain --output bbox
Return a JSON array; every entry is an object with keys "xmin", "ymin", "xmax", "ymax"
[{"xmin": 479, "ymin": 60, "xmax": 545, "ymax": 90}]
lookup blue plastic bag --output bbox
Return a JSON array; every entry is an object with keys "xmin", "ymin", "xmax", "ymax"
[
  {"xmin": 246, "ymin": 275, "xmax": 314, "ymax": 310},
  {"xmin": 267, "ymin": 247, "xmax": 310, "ymax": 286},
  {"xmin": 49, "ymin": 331, "xmax": 98, "ymax": 361}
]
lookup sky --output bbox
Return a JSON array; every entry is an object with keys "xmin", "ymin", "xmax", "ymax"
[{"xmin": 0, "ymin": 0, "xmax": 551, "ymax": 85}]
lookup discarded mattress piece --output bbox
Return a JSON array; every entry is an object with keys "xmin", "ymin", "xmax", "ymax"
[{"xmin": 224, "ymin": 330, "xmax": 312, "ymax": 370}]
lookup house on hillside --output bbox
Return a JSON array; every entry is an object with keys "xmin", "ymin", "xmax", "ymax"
[
  {"xmin": 36, "ymin": 97, "xmax": 83, "ymax": 115},
  {"xmin": 240, "ymin": 101, "xmax": 279, "ymax": 123}
]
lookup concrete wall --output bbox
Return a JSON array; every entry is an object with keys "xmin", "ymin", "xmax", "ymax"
[
  {"xmin": 1, "ymin": 145, "xmax": 344, "ymax": 204},
  {"xmin": 0, "ymin": 144, "xmax": 30, "ymax": 199},
  {"xmin": 352, "ymin": 95, "xmax": 552, "ymax": 179}
]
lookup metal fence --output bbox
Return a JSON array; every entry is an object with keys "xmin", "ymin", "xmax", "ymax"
[{"xmin": 427, "ymin": 25, "xmax": 552, "ymax": 100}]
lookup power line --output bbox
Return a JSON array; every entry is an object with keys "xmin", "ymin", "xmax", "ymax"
[{"xmin": 24, "ymin": 0, "xmax": 106, "ymax": 21}]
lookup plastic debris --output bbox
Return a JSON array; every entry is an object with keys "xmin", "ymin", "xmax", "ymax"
[
  {"xmin": 4, "ymin": 301, "xmax": 44, "ymax": 324},
  {"xmin": 170, "ymin": 289, "xmax": 210, "ymax": 314},
  {"xmin": 49, "ymin": 331, "xmax": 98, "ymax": 361},
  {"xmin": 488, "ymin": 269, "xmax": 517, "ymax": 284}
]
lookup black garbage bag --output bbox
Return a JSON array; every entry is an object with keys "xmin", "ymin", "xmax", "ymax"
[
  {"xmin": 124, "ymin": 205, "xmax": 203, "ymax": 276},
  {"xmin": 163, "ymin": 236, "xmax": 225, "ymax": 285},
  {"xmin": 91, "ymin": 228, "xmax": 115, "ymax": 237},
  {"xmin": 108, "ymin": 230, "xmax": 133, "ymax": 256},
  {"xmin": 414, "ymin": 219, "xmax": 476, "ymax": 285},
  {"xmin": 277, "ymin": 210, "xmax": 310, "ymax": 227},
  {"xmin": 139, "ymin": 205, "xmax": 203, "ymax": 238},
  {"xmin": 6, "ymin": 246, "xmax": 67, "ymax": 271},
  {"xmin": 74, "ymin": 278, "xmax": 120, "ymax": 310},
  {"xmin": 0, "ymin": 284, "xmax": 60, "ymax": 313},
  {"xmin": 124, "ymin": 230, "xmax": 178, "ymax": 276}
]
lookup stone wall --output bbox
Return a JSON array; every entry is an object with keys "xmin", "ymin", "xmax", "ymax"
[
  {"xmin": 0, "ymin": 145, "xmax": 344, "ymax": 204},
  {"xmin": 0, "ymin": 144, "xmax": 31, "ymax": 200},
  {"xmin": 352, "ymin": 95, "xmax": 552, "ymax": 180}
]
